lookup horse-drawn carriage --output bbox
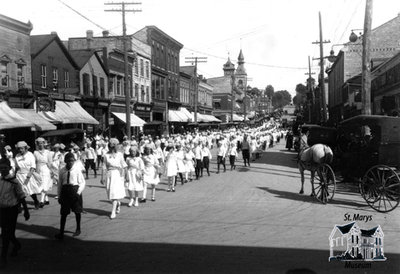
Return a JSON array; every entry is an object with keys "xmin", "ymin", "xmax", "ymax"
[{"xmin": 298, "ymin": 115, "xmax": 400, "ymax": 213}]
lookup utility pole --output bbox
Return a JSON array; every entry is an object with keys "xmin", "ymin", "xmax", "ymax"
[
  {"xmin": 185, "ymin": 56, "xmax": 207, "ymax": 123},
  {"xmin": 231, "ymin": 74, "xmax": 235, "ymax": 123},
  {"xmin": 361, "ymin": 0, "xmax": 373, "ymax": 115},
  {"xmin": 305, "ymin": 56, "xmax": 316, "ymax": 123},
  {"xmin": 105, "ymin": 1, "xmax": 141, "ymax": 139},
  {"xmin": 312, "ymin": 12, "xmax": 330, "ymax": 123},
  {"xmin": 242, "ymin": 77, "xmax": 252, "ymax": 122}
]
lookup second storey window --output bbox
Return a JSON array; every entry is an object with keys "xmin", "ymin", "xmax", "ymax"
[
  {"xmin": 41, "ymin": 64, "xmax": 47, "ymax": 88},
  {"xmin": 140, "ymin": 59, "xmax": 144, "ymax": 77},
  {"xmin": 92, "ymin": 75, "xmax": 98, "ymax": 97},
  {"xmin": 83, "ymin": 73, "xmax": 90, "ymax": 95},
  {"xmin": 145, "ymin": 61, "xmax": 149, "ymax": 78},
  {"xmin": 64, "ymin": 70, "xmax": 70, "ymax": 88},
  {"xmin": 134, "ymin": 60, "xmax": 139, "ymax": 76},
  {"xmin": 100, "ymin": 77, "xmax": 105, "ymax": 98},
  {"xmin": 17, "ymin": 64, "xmax": 25, "ymax": 88},
  {"xmin": 1, "ymin": 61, "xmax": 9, "ymax": 87},
  {"xmin": 52, "ymin": 68, "xmax": 58, "ymax": 91}
]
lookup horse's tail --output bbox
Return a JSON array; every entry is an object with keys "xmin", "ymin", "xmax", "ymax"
[{"xmin": 323, "ymin": 145, "xmax": 334, "ymax": 164}]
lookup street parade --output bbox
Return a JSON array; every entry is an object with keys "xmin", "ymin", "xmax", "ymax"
[{"xmin": 0, "ymin": 0, "xmax": 400, "ymax": 273}]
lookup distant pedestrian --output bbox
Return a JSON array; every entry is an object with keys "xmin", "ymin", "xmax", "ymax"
[
  {"xmin": 34, "ymin": 137, "xmax": 53, "ymax": 208},
  {"xmin": 55, "ymin": 152, "xmax": 85, "ymax": 240},
  {"xmin": 229, "ymin": 143, "xmax": 238, "ymax": 170},
  {"xmin": 201, "ymin": 142, "xmax": 212, "ymax": 176},
  {"xmin": 241, "ymin": 135, "xmax": 250, "ymax": 167},
  {"xmin": 141, "ymin": 146, "xmax": 160, "ymax": 201},
  {"xmin": 216, "ymin": 141, "xmax": 226, "ymax": 173},
  {"xmin": 164, "ymin": 145, "xmax": 178, "ymax": 192},
  {"xmin": 83, "ymin": 143, "xmax": 97, "ymax": 179}
]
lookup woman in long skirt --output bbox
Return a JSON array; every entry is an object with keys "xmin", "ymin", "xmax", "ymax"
[
  {"xmin": 141, "ymin": 146, "xmax": 160, "ymax": 201},
  {"xmin": 14, "ymin": 141, "xmax": 42, "ymax": 209},
  {"xmin": 101, "ymin": 138, "xmax": 127, "ymax": 219},
  {"xmin": 34, "ymin": 137, "xmax": 53, "ymax": 207},
  {"xmin": 125, "ymin": 146, "xmax": 144, "ymax": 207}
]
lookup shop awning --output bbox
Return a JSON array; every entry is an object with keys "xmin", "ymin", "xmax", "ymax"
[
  {"xmin": 112, "ymin": 112, "xmax": 146, "ymax": 127},
  {"xmin": 0, "ymin": 102, "xmax": 35, "ymax": 129},
  {"xmin": 13, "ymin": 108, "xmax": 57, "ymax": 131},
  {"xmin": 38, "ymin": 101, "xmax": 99, "ymax": 125},
  {"xmin": 232, "ymin": 114, "xmax": 244, "ymax": 122},
  {"xmin": 169, "ymin": 110, "xmax": 189, "ymax": 122}
]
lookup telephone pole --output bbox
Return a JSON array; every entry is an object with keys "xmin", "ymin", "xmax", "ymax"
[
  {"xmin": 231, "ymin": 74, "xmax": 235, "ymax": 123},
  {"xmin": 305, "ymin": 56, "xmax": 316, "ymax": 123},
  {"xmin": 312, "ymin": 12, "xmax": 330, "ymax": 123},
  {"xmin": 361, "ymin": 0, "xmax": 373, "ymax": 115},
  {"xmin": 185, "ymin": 56, "xmax": 207, "ymax": 123},
  {"xmin": 242, "ymin": 77, "xmax": 252, "ymax": 122},
  {"xmin": 105, "ymin": 1, "xmax": 141, "ymax": 139}
]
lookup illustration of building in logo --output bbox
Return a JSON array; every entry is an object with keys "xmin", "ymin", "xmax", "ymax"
[{"xmin": 329, "ymin": 222, "xmax": 386, "ymax": 262}]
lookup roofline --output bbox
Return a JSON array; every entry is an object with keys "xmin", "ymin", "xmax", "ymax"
[
  {"xmin": 0, "ymin": 14, "xmax": 33, "ymax": 35},
  {"xmin": 133, "ymin": 25, "xmax": 184, "ymax": 49},
  {"xmin": 31, "ymin": 34, "xmax": 79, "ymax": 69}
]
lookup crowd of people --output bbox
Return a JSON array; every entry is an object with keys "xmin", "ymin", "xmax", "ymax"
[{"xmin": 0, "ymin": 120, "xmax": 285, "ymax": 267}]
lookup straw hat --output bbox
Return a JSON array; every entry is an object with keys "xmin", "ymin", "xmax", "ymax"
[{"xmin": 16, "ymin": 141, "xmax": 30, "ymax": 149}]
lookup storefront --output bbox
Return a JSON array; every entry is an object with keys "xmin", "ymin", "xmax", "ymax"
[{"xmin": 134, "ymin": 103, "xmax": 152, "ymax": 122}]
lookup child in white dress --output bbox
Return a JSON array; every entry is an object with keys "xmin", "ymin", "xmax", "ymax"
[
  {"xmin": 164, "ymin": 145, "xmax": 178, "ymax": 192},
  {"xmin": 125, "ymin": 147, "xmax": 144, "ymax": 207},
  {"xmin": 141, "ymin": 146, "xmax": 160, "ymax": 202},
  {"xmin": 184, "ymin": 146, "xmax": 195, "ymax": 182}
]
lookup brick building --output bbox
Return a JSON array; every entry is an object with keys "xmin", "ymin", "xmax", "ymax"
[
  {"xmin": 133, "ymin": 26, "xmax": 183, "ymax": 135},
  {"xmin": 327, "ymin": 14, "xmax": 400, "ymax": 123}
]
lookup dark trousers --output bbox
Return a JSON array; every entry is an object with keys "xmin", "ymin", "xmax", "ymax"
[
  {"xmin": 96, "ymin": 155, "xmax": 103, "ymax": 170},
  {"xmin": 85, "ymin": 159, "xmax": 96, "ymax": 177},
  {"xmin": 202, "ymin": 156, "xmax": 210, "ymax": 176},
  {"xmin": 195, "ymin": 159, "xmax": 202, "ymax": 179},
  {"xmin": 229, "ymin": 155, "xmax": 236, "ymax": 169},
  {"xmin": 1, "ymin": 205, "xmax": 20, "ymax": 259},
  {"xmin": 242, "ymin": 149, "xmax": 250, "ymax": 166},
  {"xmin": 217, "ymin": 156, "xmax": 226, "ymax": 172}
]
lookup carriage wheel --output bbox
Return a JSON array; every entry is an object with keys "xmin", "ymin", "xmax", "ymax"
[
  {"xmin": 360, "ymin": 165, "xmax": 400, "ymax": 213},
  {"xmin": 313, "ymin": 163, "xmax": 336, "ymax": 204}
]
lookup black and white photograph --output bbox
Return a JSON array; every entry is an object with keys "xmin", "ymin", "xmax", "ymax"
[{"xmin": 0, "ymin": 0, "xmax": 399, "ymax": 273}]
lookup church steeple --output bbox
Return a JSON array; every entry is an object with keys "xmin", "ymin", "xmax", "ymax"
[
  {"xmin": 235, "ymin": 49, "xmax": 246, "ymax": 76},
  {"xmin": 223, "ymin": 55, "xmax": 235, "ymax": 76}
]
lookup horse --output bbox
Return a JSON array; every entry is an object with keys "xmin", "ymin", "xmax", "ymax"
[{"xmin": 298, "ymin": 144, "xmax": 334, "ymax": 196}]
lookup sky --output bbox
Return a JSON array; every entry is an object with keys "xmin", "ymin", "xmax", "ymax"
[{"xmin": 3, "ymin": 0, "xmax": 400, "ymax": 97}]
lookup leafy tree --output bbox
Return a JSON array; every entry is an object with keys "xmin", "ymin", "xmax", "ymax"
[
  {"xmin": 294, "ymin": 83, "xmax": 307, "ymax": 107},
  {"xmin": 265, "ymin": 85, "xmax": 274, "ymax": 98},
  {"xmin": 272, "ymin": 90, "xmax": 291, "ymax": 109}
]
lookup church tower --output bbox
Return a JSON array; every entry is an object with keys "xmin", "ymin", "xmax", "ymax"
[
  {"xmin": 223, "ymin": 56, "xmax": 235, "ymax": 76},
  {"xmin": 235, "ymin": 49, "xmax": 247, "ymax": 90}
]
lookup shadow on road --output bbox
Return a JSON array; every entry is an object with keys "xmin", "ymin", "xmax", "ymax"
[
  {"xmin": 83, "ymin": 208, "xmax": 110, "ymax": 217},
  {"xmin": 4, "ymin": 229, "xmax": 399, "ymax": 273},
  {"xmin": 254, "ymin": 150, "xmax": 298, "ymax": 169},
  {"xmin": 257, "ymin": 187, "xmax": 369, "ymax": 210}
]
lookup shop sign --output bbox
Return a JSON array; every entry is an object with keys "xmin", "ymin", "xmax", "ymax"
[{"xmin": 135, "ymin": 104, "xmax": 152, "ymax": 112}]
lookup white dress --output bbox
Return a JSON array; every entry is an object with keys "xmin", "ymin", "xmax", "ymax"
[
  {"xmin": 126, "ymin": 156, "xmax": 144, "ymax": 192},
  {"xmin": 164, "ymin": 151, "xmax": 178, "ymax": 177},
  {"xmin": 184, "ymin": 151, "xmax": 195, "ymax": 172},
  {"xmin": 15, "ymin": 151, "xmax": 42, "ymax": 195},
  {"xmin": 34, "ymin": 150, "xmax": 53, "ymax": 192},
  {"xmin": 142, "ymin": 154, "xmax": 159, "ymax": 185},
  {"xmin": 176, "ymin": 150, "xmax": 186, "ymax": 173},
  {"xmin": 103, "ymin": 152, "xmax": 127, "ymax": 200}
]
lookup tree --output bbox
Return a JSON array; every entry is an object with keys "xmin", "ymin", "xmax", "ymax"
[
  {"xmin": 294, "ymin": 83, "xmax": 307, "ymax": 107},
  {"xmin": 265, "ymin": 85, "xmax": 274, "ymax": 98},
  {"xmin": 272, "ymin": 90, "xmax": 291, "ymax": 109}
]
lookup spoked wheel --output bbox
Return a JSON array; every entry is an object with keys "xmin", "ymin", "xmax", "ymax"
[
  {"xmin": 313, "ymin": 163, "xmax": 336, "ymax": 204},
  {"xmin": 360, "ymin": 165, "xmax": 400, "ymax": 213}
]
